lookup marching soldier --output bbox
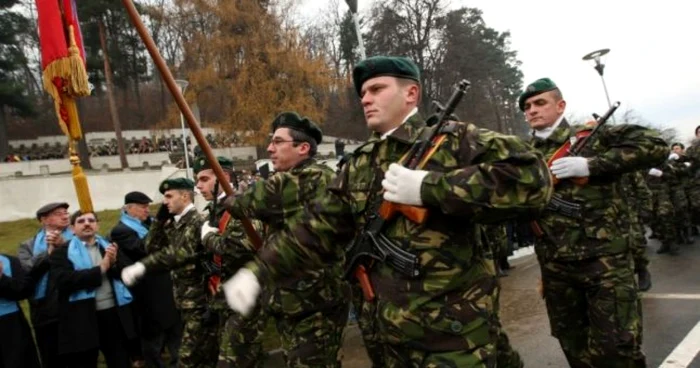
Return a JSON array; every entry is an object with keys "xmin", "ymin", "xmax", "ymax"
[
  {"xmin": 647, "ymin": 162, "xmax": 679, "ymax": 255},
  {"xmin": 221, "ymin": 112, "xmax": 350, "ymax": 367},
  {"xmin": 520, "ymin": 77, "xmax": 668, "ymax": 367},
  {"xmin": 194, "ymin": 156, "xmax": 267, "ymax": 367},
  {"xmin": 668, "ymin": 144, "xmax": 693, "ymax": 245},
  {"xmin": 121, "ymin": 178, "xmax": 219, "ymax": 368},
  {"xmin": 685, "ymin": 127, "xmax": 700, "ymax": 231},
  {"xmin": 222, "ymin": 57, "xmax": 551, "ymax": 367},
  {"xmin": 619, "ymin": 171, "xmax": 654, "ymax": 291}
]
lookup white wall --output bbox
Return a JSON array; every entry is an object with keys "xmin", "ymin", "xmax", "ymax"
[{"xmin": 0, "ymin": 166, "xmax": 191, "ymax": 222}]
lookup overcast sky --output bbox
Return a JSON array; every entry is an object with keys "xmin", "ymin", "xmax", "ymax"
[{"xmin": 298, "ymin": 0, "xmax": 699, "ymax": 143}]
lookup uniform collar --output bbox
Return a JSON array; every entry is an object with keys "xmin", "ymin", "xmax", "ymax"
[
  {"xmin": 532, "ymin": 114, "xmax": 565, "ymax": 139},
  {"xmin": 371, "ymin": 109, "xmax": 425, "ymax": 145},
  {"xmin": 174, "ymin": 203, "xmax": 195, "ymax": 223}
]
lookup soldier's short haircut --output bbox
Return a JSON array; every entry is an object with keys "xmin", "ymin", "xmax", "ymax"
[
  {"xmin": 397, "ymin": 78, "xmax": 422, "ymax": 104},
  {"xmin": 177, "ymin": 189, "xmax": 195, "ymax": 202},
  {"xmin": 70, "ymin": 210, "xmax": 99, "ymax": 225},
  {"xmin": 289, "ymin": 129, "xmax": 318, "ymax": 157},
  {"xmin": 551, "ymin": 88, "xmax": 564, "ymax": 101},
  {"xmin": 672, "ymin": 142, "xmax": 685, "ymax": 150}
]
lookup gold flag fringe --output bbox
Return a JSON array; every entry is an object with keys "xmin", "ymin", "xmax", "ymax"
[
  {"xmin": 69, "ymin": 142, "xmax": 93, "ymax": 213},
  {"xmin": 41, "ymin": 25, "xmax": 90, "ymax": 141}
]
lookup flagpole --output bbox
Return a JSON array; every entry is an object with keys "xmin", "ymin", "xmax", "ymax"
[{"xmin": 120, "ymin": 0, "xmax": 263, "ymax": 249}]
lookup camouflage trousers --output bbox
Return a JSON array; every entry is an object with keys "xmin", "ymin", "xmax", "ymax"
[
  {"xmin": 216, "ymin": 304, "xmax": 267, "ymax": 368},
  {"xmin": 650, "ymin": 193, "xmax": 675, "ymax": 246},
  {"xmin": 180, "ymin": 308, "xmax": 220, "ymax": 368},
  {"xmin": 365, "ymin": 275, "xmax": 522, "ymax": 368},
  {"xmin": 540, "ymin": 253, "xmax": 646, "ymax": 368},
  {"xmin": 271, "ymin": 303, "xmax": 348, "ymax": 368},
  {"xmin": 351, "ymin": 284, "xmax": 385, "ymax": 368},
  {"xmin": 629, "ymin": 218, "xmax": 649, "ymax": 270}
]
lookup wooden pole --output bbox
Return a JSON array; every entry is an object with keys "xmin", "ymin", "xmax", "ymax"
[
  {"xmin": 120, "ymin": 0, "xmax": 262, "ymax": 249},
  {"xmin": 98, "ymin": 19, "xmax": 129, "ymax": 169}
]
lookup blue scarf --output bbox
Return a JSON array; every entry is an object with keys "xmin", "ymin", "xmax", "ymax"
[
  {"xmin": 33, "ymin": 228, "xmax": 74, "ymax": 299},
  {"xmin": 67, "ymin": 236, "xmax": 132, "ymax": 307},
  {"xmin": 119, "ymin": 211, "xmax": 149, "ymax": 239},
  {"xmin": 0, "ymin": 255, "xmax": 20, "ymax": 317}
]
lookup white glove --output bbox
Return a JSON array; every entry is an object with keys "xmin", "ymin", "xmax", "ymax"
[
  {"xmin": 223, "ymin": 268, "xmax": 261, "ymax": 316},
  {"xmin": 201, "ymin": 222, "xmax": 218, "ymax": 241},
  {"xmin": 550, "ymin": 157, "xmax": 590, "ymax": 179},
  {"xmin": 121, "ymin": 262, "xmax": 146, "ymax": 286},
  {"xmin": 648, "ymin": 168, "xmax": 663, "ymax": 177},
  {"xmin": 684, "ymin": 162, "xmax": 691, "ymax": 167},
  {"xmin": 669, "ymin": 153, "xmax": 680, "ymax": 161},
  {"xmin": 382, "ymin": 163, "xmax": 429, "ymax": 206}
]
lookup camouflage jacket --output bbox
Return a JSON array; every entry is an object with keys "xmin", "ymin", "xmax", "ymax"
[
  {"xmin": 667, "ymin": 158, "xmax": 691, "ymax": 207},
  {"xmin": 142, "ymin": 207, "xmax": 208, "ymax": 310},
  {"xmin": 224, "ymin": 158, "xmax": 348, "ymax": 316},
  {"xmin": 685, "ymin": 141, "xmax": 700, "ymax": 195},
  {"xmin": 203, "ymin": 199, "xmax": 261, "ymax": 310},
  {"xmin": 531, "ymin": 120, "xmax": 668, "ymax": 261},
  {"xmin": 241, "ymin": 114, "xmax": 552, "ymax": 346},
  {"xmin": 619, "ymin": 171, "xmax": 653, "ymax": 221}
]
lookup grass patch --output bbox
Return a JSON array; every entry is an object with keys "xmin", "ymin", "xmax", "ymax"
[{"xmin": 0, "ymin": 209, "xmax": 282, "ymax": 357}]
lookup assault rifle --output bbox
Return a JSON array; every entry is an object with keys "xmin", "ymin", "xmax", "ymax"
[{"xmin": 345, "ymin": 79, "xmax": 471, "ymax": 301}]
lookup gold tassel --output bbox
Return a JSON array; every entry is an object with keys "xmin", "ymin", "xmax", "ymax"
[
  {"xmin": 66, "ymin": 25, "xmax": 90, "ymax": 97},
  {"xmin": 69, "ymin": 142, "xmax": 93, "ymax": 213}
]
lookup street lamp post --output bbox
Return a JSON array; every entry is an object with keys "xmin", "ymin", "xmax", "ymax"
[
  {"xmin": 582, "ymin": 48, "xmax": 613, "ymax": 109},
  {"xmin": 175, "ymin": 79, "xmax": 191, "ymax": 178},
  {"xmin": 345, "ymin": 0, "xmax": 366, "ymax": 60}
]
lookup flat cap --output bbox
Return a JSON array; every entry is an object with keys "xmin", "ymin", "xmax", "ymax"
[
  {"xmin": 518, "ymin": 78, "xmax": 558, "ymax": 111},
  {"xmin": 271, "ymin": 112, "xmax": 323, "ymax": 145},
  {"xmin": 352, "ymin": 56, "xmax": 420, "ymax": 96},
  {"xmin": 159, "ymin": 178, "xmax": 195, "ymax": 194},
  {"xmin": 193, "ymin": 156, "xmax": 234, "ymax": 174},
  {"xmin": 124, "ymin": 191, "xmax": 152, "ymax": 205},
  {"xmin": 36, "ymin": 202, "xmax": 69, "ymax": 220}
]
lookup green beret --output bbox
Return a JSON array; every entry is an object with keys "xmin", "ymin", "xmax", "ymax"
[
  {"xmin": 518, "ymin": 78, "xmax": 558, "ymax": 111},
  {"xmin": 159, "ymin": 178, "xmax": 195, "ymax": 194},
  {"xmin": 192, "ymin": 155, "xmax": 234, "ymax": 174},
  {"xmin": 271, "ymin": 112, "xmax": 323, "ymax": 144},
  {"xmin": 352, "ymin": 56, "xmax": 420, "ymax": 96}
]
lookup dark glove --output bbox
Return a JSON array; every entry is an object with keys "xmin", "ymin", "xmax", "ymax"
[{"xmin": 156, "ymin": 204, "xmax": 172, "ymax": 222}]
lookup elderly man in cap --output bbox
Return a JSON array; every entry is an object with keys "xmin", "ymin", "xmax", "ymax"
[
  {"xmin": 18, "ymin": 202, "xmax": 74, "ymax": 368},
  {"xmin": 111, "ymin": 192, "xmax": 182, "ymax": 368},
  {"xmin": 121, "ymin": 178, "xmax": 218, "ymax": 368},
  {"xmin": 220, "ymin": 112, "xmax": 350, "ymax": 367},
  {"xmin": 520, "ymin": 77, "xmax": 668, "ymax": 367},
  {"xmin": 222, "ymin": 57, "xmax": 552, "ymax": 367},
  {"xmin": 194, "ymin": 156, "xmax": 267, "ymax": 367}
]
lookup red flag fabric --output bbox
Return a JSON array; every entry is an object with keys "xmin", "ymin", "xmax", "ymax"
[{"xmin": 36, "ymin": 0, "xmax": 90, "ymax": 139}]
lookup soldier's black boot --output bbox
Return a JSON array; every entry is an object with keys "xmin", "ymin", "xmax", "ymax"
[
  {"xmin": 670, "ymin": 243, "xmax": 681, "ymax": 255},
  {"xmin": 692, "ymin": 226, "xmax": 699, "ymax": 237},
  {"xmin": 685, "ymin": 227, "xmax": 695, "ymax": 244},
  {"xmin": 636, "ymin": 268, "xmax": 652, "ymax": 292}
]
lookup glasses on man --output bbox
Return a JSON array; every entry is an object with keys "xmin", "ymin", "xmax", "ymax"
[
  {"xmin": 76, "ymin": 218, "xmax": 97, "ymax": 224},
  {"xmin": 269, "ymin": 138, "xmax": 299, "ymax": 146}
]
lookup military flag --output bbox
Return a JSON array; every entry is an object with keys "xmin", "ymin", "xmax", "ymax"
[{"xmin": 36, "ymin": 0, "xmax": 93, "ymax": 211}]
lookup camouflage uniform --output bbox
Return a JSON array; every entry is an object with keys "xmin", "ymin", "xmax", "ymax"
[
  {"xmin": 668, "ymin": 158, "xmax": 693, "ymax": 244},
  {"xmin": 685, "ymin": 141, "xmax": 700, "ymax": 226},
  {"xmin": 225, "ymin": 159, "xmax": 350, "ymax": 368},
  {"xmin": 646, "ymin": 163, "xmax": 678, "ymax": 253},
  {"xmin": 242, "ymin": 115, "xmax": 551, "ymax": 367},
  {"xmin": 619, "ymin": 171, "xmax": 653, "ymax": 271},
  {"xmin": 531, "ymin": 120, "xmax": 668, "ymax": 368},
  {"xmin": 482, "ymin": 224, "xmax": 509, "ymax": 274},
  {"xmin": 142, "ymin": 208, "xmax": 219, "ymax": 368},
  {"xmin": 202, "ymin": 200, "xmax": 268, "ymax": 368}
]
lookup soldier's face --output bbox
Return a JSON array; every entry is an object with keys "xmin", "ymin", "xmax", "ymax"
[
  {"xmin": 360, "ymin": 76, "xmax": 419, "ymax": 134},
  {"xmin": 163, "ymin": 190, "xmax": 189, "ymax": 215},
  {"xmin": 267, "ymin": 128, "xmax": 308, "ymax": 172},
  {"xmin": 71, "ymin": 213, "xmax": 99, "ymax": 240},
  {"xmin": 196, "ymin": 170, "xmax": 217, "ymax": 201},
  {"xmin": 41, "ymin": 207, "xmax": 70, "ymax": 230},
  {"xmin": 672, "ymin": 145, "xmax": 684, "ymax": 155},
  {"xmin": 524, "ymin": 91, "xmax": 566, "ymax": 130}
]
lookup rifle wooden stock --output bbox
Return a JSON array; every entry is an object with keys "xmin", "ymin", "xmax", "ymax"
[
  {"xmin": 378, "ymin": 201, "xmax": 428, "ymax": 225},
  {"xmin": 121, "ymin": 0, "xmax": 263, "ymax": 250},
  {"xmin": 354, "ymin": 265, "xmax": 375, "ymax": 301},
  {"xmin": 551, "ymin": 176, "xmax": 588, "ymax": 186}
]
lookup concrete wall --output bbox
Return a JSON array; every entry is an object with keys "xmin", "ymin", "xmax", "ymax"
[{"xmin": 0, "ymin": 166, "xmax": 195, "ymax": 222}]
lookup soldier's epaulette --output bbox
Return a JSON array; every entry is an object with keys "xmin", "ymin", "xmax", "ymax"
[{"xmin": 353, "ymin": 139, "xmax": 376, "ymax": 154}]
